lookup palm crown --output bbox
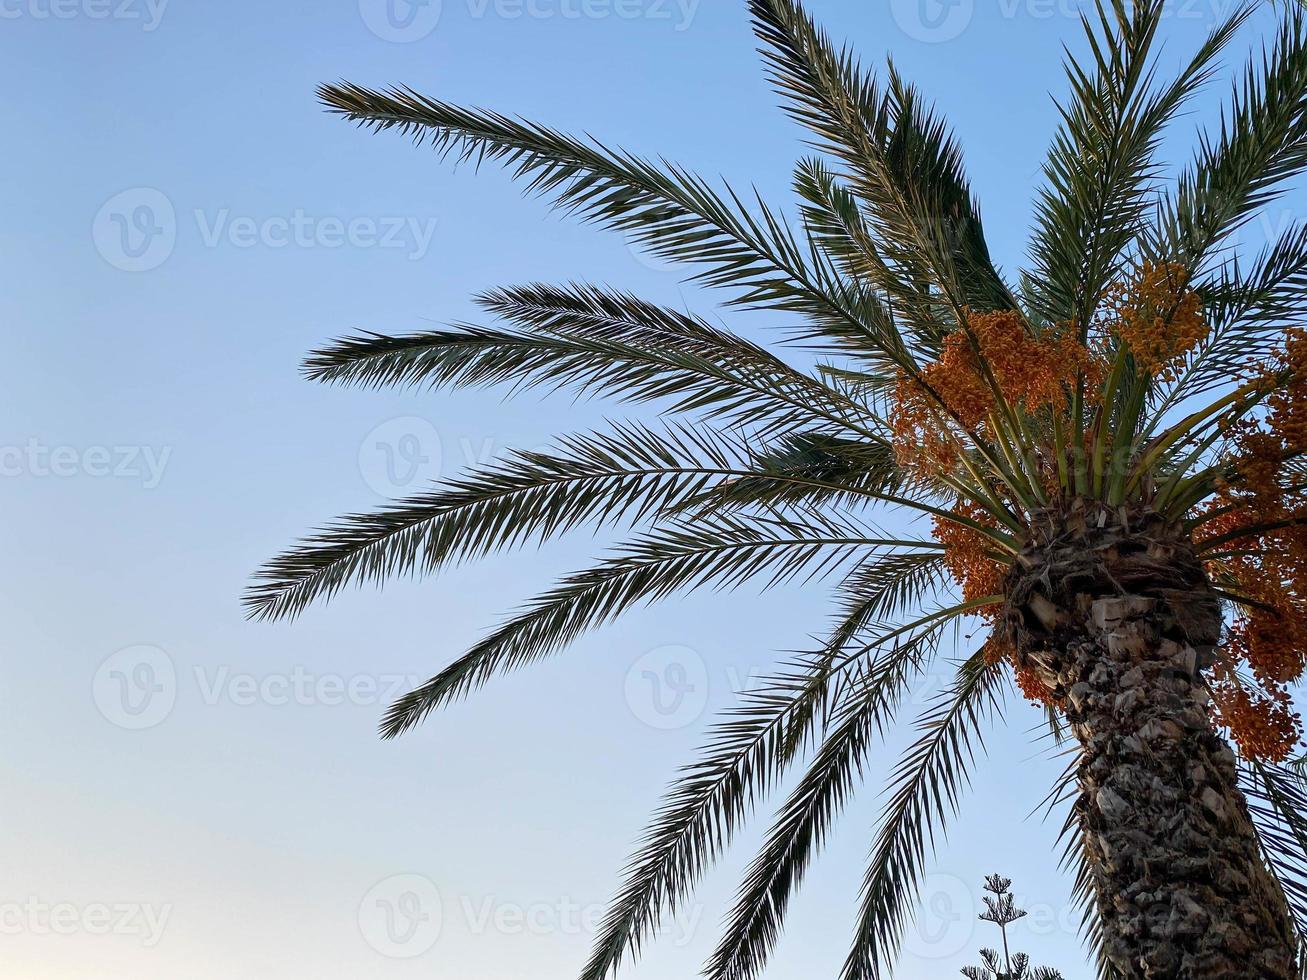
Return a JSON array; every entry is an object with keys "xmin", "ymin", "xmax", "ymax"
[{"xmin": 250, "ymin": 1, "xmax": 1307, "ymax": 977}]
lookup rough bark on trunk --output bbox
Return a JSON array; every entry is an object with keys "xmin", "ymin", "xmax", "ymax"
[{"xmin": 1003, "ymin": 503, "xmax": 1298, "ymax": 979}]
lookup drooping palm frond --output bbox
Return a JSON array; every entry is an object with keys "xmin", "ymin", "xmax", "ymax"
[
  {"xmin": 579, "ymin": 660, "xmax": 837, "ymax": 980},
  {"xmin": 305, "ymin": 282, "xmax": 871, "ymax": 437},
  {"xmin": 1048, "ymin": 756, "xmax": 1119, "ymax": 980},
  {"xmin": 246, "ymin": 415, "xmax": 973, "ymax": 628},
  {"xmin": 1241, "ymin": 760, "xmax": 1307, "ymax": 977},
  {"xmin": 820, "ymin": 551, "xmax": 949, "ymax": 653},
  {"xmin": 840, "ymin": 653, "xmax": 1006, "ymax": 980},
  {"xmin": 704, "ymin": 624, "xmax": 949, "ymax": 980},
  {"xmin": 580, "ymin": 609, "xmax": 954, "ymax": 980},
  {"xmin": 247, "ymin": 423, "xmax": 764, "ymax": 621},
  {"xmin": 379, "ymin": 511, "xmax": 944, "ymax": 737}
]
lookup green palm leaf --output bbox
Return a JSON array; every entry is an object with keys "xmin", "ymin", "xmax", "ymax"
[
  {"xmin": 1241, "ymin": 760, "xmax": 1307, "ymax": 977},
  {"xmin": 1172, "ymin": 223, "xmax": 1307, "ymax": 401},
  {"xmin": 380, "ymin": 512, "xmax": 943, "ymax": 737},
  {"xmin": 581, "ymin": 602, "xmax": 974, "ymax": 980},
  {"xmin": 748, "ymin": 0, "xmax": 1012, "ymax": 316},
  {"xmin": 246, "ymin": 423, "xmax": 760, "ymax": 621},
  {"xmin": 305, "ymin": 282, "xmax": 869, "ymax": 436},
  {"xmin": 1148, "ymin": 7, "xmax": 1307, "ymax": 273},
  {"xmin": 317, "ymin": 82, "xmax": 905, "ymax": 367},
  {"xmin": 705, "ymin": 625, "xmax": 949, "ymax": 980},
  {"xmin": 841, "ymin": 653, "xmax": 1005, "ymax": 980},
  {"xmin": 1027, "ymin": 0, "xmax": 1252, "ymax": 331}
]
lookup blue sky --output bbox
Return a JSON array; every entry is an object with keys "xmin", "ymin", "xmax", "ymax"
[{"xmin": 1, "ymin": 1, "xmax": 1297, "ymax": 977}]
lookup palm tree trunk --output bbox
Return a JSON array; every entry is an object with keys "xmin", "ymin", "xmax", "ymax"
[
  {"xmin": 1066, "ymin": 593, "xmax": 1296, "ymax": 978},
  {"xmin": 1006, "ymin": 505, "xmax": 1299, "ymax": 979}
]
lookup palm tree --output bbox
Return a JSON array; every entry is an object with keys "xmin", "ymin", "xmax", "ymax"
[{"xmin": 248, "ymin": 1, "xmax": 1307, "ymax": 977}]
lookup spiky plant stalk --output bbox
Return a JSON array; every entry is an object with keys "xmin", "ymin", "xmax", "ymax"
[
  {"xmin": 961, "ymin": 874, "xmax": 1064, "ymax": 980},
  {"xmin": 251, "ymin": 2, "xmax": 1307, "ymax": 977}
]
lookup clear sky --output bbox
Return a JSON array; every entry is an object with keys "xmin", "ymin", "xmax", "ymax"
[{"xmin": 1, "ymin": 1, "xmax": 1299, "ymax": 978}]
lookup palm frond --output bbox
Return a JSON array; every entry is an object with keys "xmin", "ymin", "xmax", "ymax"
[
  {"xmin": 792, "ymin": 156, "xmax": 943, "ymax": 353},
  {"xmin": 245, "ymin": 418, "xmax": 975, "ymax": 624},
  {"xmin": 1240, "ymin": 759, "xmax": 1307, "ymax": 975},
  {"xmin": 478, "ymin": 282, "xmax": 874, "ymax": 432},
  {"xmin": 380, "ymin": 512, "xmax": 943, "ymax": 737},
  {"xmin": 1047, "ymin": 755, "xmax": 1119, "ymax": 980},
  {"xmin": 823, "ymin": 551, "xmax": 950, "ymax": 654},
  {"xmin": 840, "ymin": 653, "xmax": 1005, "ymax": 980},
  {"xmin": 1027, "ymin": 0, "xmax": 1252, "ymax": 330},
  {"xmin": 247, "ymin": 423, "xmax": 763, "ymax": 621},
  {"xmin": 748, "ymin": 0, "xmax": 1012, "ymax": 316},
  {"xmin": 579, "ymin": 663, "xmax": 827, "ymax": 980},
  {"xmin": 1148, "ymin": 5, "xmax": 1307, "ymax": 274},
  {"xmin": 581, "ymin": 601, "xmax": 972, "ymax": 980},
  {"xmin": 1171, "ymin": 222, "xmax": 1307, "ymax": 400},
  {"xmin": 670, "ymin": 432, "xmax": 907, "ymax": 515},
  {"xmin": 318, "ymin": 82, "xmax": 906, "ymax": 367},
  {"xmin": 704, "ymin": 624, "xmax": 949, "ymax": 980},
  {"xmin": 304, "ymin": 282, "xmax": 868, "ymax": 437}
]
